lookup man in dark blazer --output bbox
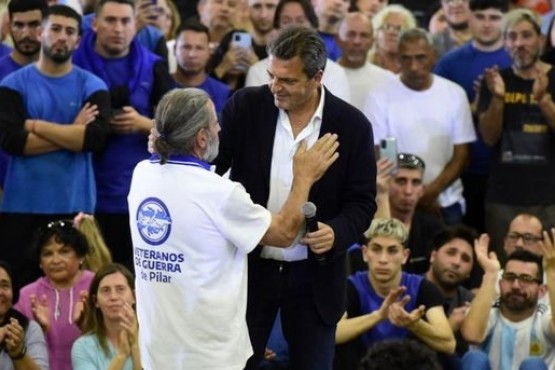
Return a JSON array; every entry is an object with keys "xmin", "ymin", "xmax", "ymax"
[{"xmin": 215, "ymin": 26, "xmax": 376, "ymax": 369}]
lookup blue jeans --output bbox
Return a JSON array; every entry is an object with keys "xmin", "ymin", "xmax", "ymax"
[{"xmin": 461, "ymin": 350, "xmax": 548, "ymax": 370}]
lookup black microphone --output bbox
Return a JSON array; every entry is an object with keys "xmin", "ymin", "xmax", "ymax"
[{"xmin": 302, "ymin": 202, "xmax": 326, "ymax": 265}]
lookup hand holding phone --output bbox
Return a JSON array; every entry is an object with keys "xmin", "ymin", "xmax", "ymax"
[{"xmin": 379, "ymin": 137, "xmax": 398, "ymax": 175}]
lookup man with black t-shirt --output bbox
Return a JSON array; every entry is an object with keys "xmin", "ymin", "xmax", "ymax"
[{"xmin": 478, "ymin": 8, "xmax": 555, "ymax": 259}]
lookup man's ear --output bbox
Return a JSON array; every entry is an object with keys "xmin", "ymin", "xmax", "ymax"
[
  {"xmin": 538, "ymin": 283, "xmax": 548, "ymax": 299},
  {"xmin": 361, "ymin": 244, "xmax": 369, "ymax": 263}
]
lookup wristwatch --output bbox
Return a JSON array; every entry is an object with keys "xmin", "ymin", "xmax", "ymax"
[{"xmin": 9, "ymin": 345, "xmax": 27, "ymax": 360}]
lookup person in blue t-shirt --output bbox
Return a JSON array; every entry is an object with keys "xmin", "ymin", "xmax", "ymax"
[
  {"xmin": 434, "ymin": 0, "xmax": 511, "ymax": 234},
  {"xmin": 0, "ymin": 0, "xmax": 47, "ymax": 82},
  {"xmin": 0, "ymin": 0, "xmax": 48, "ymax": 192},
  {"xmin": 72, "ymin": 0, "xmax": 174, "ymax": 272},
  {"xmin": 313, "ymin": 0, "xmax": 348, "ymax": 61},
  {"xmin": 335, "ymin": 218, "xmax": 455, "ymax": 370},
  {"xmin": 172, "ymin": 21, "xmax": 231, "ymax": 116},
  {"xmin": 0, "ymin": 5, "xmax": 111, "ymax": 289}
]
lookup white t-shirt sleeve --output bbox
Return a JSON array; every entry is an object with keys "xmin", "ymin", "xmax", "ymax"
[
  {"xmin": 219, "ymin": 184, "xmax": 272, "ymax": 254},
  {"xmin": 245, "ymin": 59, "xmax": 268, "ymax": 87},
  {"xmin": 450, "ymin": 84, "xmax": 477, "ymax": 144}
]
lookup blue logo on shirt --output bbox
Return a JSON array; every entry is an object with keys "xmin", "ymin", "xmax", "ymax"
[{"xmin": 136, "ymin": 197, "xmax": 172, "ymax": 246}]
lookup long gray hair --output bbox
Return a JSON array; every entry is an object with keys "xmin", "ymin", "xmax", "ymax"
[{"xmin": 154, "ymin": 88, "xmax": 213, "ymax": 164}]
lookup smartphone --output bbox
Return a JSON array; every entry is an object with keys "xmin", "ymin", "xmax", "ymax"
[
  {"xmin": 380, "ymin": 137, "xmax": 398, "ymax": 174},
  {"xmin": 231, "ymin": 32, "xmax": 252, "ymax": 49}
]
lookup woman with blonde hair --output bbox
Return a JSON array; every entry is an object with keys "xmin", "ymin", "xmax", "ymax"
[{"xmin": 368, "ymin": 4, "xmax": 416, "ymax": 73}]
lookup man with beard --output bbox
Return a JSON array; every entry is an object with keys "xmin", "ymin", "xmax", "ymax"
[
  {"xmin": 434, "ymin": 0, "xmax": 510, "ymax": 234},
  {"xmin": 425, "ymin": 226, "xmax": 476, "ymax": 358},
  {"xmin": 0, "ymin": 0, "xmax": 47, "ymax": 81},
  {"xmin": 128, "ymin": 88, "xmax": 339, "ymax": 369},
  {"xmin": 478, "ymin": 8, "xmax": 555, "ymax": 261},
  {"xmin": 172, "ymin": 21, "xmax": 230, "ymax": 115},
  {"xmin": 73, "ymin": 0, "xmax": 174, "ymax": 272},
  {"xmin": 460, "ymin": 234, "xmax": 555, "ymax": 369},
  {"xmin": 0, "ymin": 0, "xmax": 48, "ymax": 195},
  {"xmin": 0, "ymin": 5, "xmax": 110, "ymax": 288},
  {"xmin": 433, "ymin": 0, "xmax": 473, "ymax": 57}
]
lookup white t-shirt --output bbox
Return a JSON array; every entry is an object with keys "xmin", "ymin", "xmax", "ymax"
[
  {"xmin": 245, "ymin": 56, "xmax": 351, "ymax": 103},
  {"xmin": 364, "ymin": 74, "xmax": 476, "ymax": 208},
  {"xmin": 475, "ymin": 305, "xmax": 555, "ymax": 370},
  {"xmin": 343, "ymin": 62, "xmax": 395, "ymax": 112},
  {"xmin": 128, "ymin": 157, "xmax": 272, "ymax": 370}
]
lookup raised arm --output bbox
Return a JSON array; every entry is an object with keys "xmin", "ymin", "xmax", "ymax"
[
  {"xmin": 260, "ymin": 134, "xmax": 339, "ymax": 247},
  {"xmin": 540, "ymin": 228, "xmax": 555, "ymax": 334},
  {"xmin": 461, "ymin": 234, "xmax": 500, "ymax": 343},
  {"xmin": 478, "ymin": 66, "xmax": 505, "ymax": 146}
]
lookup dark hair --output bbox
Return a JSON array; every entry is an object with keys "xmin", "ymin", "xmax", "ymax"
[
  {"xmin": 8, "ymin": 0, "xmax": 48, "ymax": 19},
  {"xmin": 44, "ymin": 4, "xmax": 82, "ymax": 34},
  {"xmin": 505, "ymin": 249, "xmax": 544, "ymax": 283},
  {"xmin": 358, "ymin": 339, "xmax": 442, "ymax": 370},
  {"xmin": 430, "ymin": 225, "xmax": 478, "ymax": 252},
  {"xmin": 267, "ymin": 25, "xmax": 327, "ymax": 77},
  {"xmin": 273, "ymin": 0, "xmax": 319, "ymax": 29},
  {"xmin": 82, "ymin": 263, "xmax": 135, "ymax": 355},
  {"xmin": 0, "ymin": 260, "xmax": 19, "ymax": 306},
  {"xmin": 0, "ymin": 260, "xmax": 29, "ymax": 330},
  {"xmin": 175, "ymin": 19, "xmax": 211, "ymax": 41},
  {"xmin": 96, "ymin": 0, "xmax": 135, "ymax": 16},
  {"xmin": 35, "ymin": 219, "xmax": 90, "ymax": 260},
  {"xmin": 469, "ymin": 0, "xmax": 509, "ymax": 12}
]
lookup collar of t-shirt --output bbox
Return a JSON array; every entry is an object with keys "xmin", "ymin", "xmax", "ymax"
[{"xmin": 260, "ymin": 86, "xmax": 325, "ymax": 262}]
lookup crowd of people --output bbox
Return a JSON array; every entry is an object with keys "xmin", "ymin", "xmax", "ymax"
[{"xmin": 0, "ymin": 0, "xmax": 554, "ymax": 369}]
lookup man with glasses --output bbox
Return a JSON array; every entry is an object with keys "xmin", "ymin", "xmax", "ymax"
[
  {"xmin": 478, "ymin": 9, "xmax": 555, "ymax": 260},
  {"xmin": 433, "ymin": 0, "xmax": 472, "ymax": 57},
  {"xmin": 460, "ymin": 234, "xmax": 555, "ymax": 370}
]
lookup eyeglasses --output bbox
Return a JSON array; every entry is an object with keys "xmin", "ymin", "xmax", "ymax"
[
  {"xmin": 398, "ymin": 153, "xmax": 426, "ymax": 170},
  {"xmin": 501, "ymin": 272, "xmax": 541, "ymax": 285},
  {"xmin": 506, "ymin": 232, "xmax": 542, "ymax": 245},
  {"xmin": 379, "ymin": 24, "xmax": 403, "ymax": 34}
]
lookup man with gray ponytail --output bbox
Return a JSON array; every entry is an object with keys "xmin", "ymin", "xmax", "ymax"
[{"xmin": 127, "ymin": 88, "xmax": 339, "ymax": 370}]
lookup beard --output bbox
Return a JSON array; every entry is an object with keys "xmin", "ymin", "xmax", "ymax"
[
  {"xmin": 43, "ymin": 44, "xmax": 72, "ymax": 64},
  {"xmin": 432, "ymin": 264, "xmax": 464, "ymax": 290},
  {"xmin": 13, "ymin": 37, "xmax": 41, "ymax": 57},
  {"xmin": 202, "ymin": 130, "xmax": 219, "ymax": 163},
  {"xmin": 500, "ymin": 291, "xmax": 537, "ymax": 312}
]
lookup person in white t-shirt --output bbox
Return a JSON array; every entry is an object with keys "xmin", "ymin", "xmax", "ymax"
[
  {"xmin": 364, "ymin": 27, "xmax": 476, "ymax": 225},
  {"xmin": 461, "ymin": 233, "xmax": 555, "ymax": 370},
  {"xmin": 336, "ymin": 11, "xmax": 394, "ymax": 112},
  {"xmin": 127, "ymin": 88, "xmax": 338, "ymax": 370}
]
